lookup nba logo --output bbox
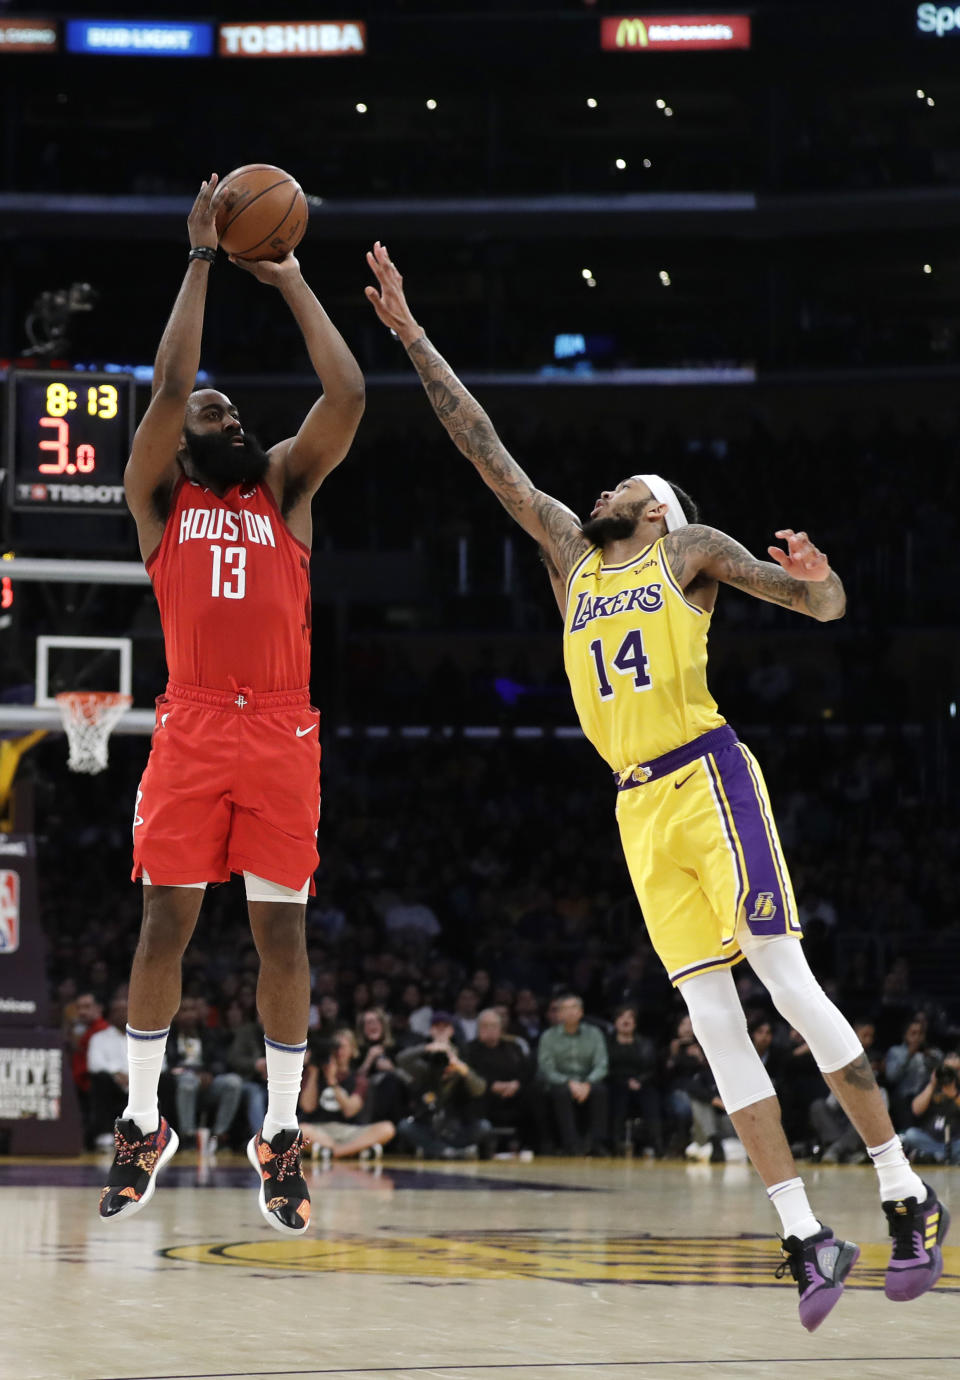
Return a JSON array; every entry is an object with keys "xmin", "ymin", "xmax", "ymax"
[{"xmin": 0, "ymin": 870, "xmax": 20, "ymax": 954}]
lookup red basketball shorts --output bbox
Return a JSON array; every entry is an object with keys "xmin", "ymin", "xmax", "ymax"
[{"xmin": 131, "ymin": 682, "xmax": 321, "ymax": 893}]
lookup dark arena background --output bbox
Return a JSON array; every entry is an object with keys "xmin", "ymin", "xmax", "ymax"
[{"xmin": 1, "ymin": 2, "xmax": 959, "ymax": 1378}]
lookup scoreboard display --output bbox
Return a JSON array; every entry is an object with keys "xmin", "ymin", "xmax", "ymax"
[{"xmin": 5, "ymin": 370, "xmax": 135, "ymax": 513}]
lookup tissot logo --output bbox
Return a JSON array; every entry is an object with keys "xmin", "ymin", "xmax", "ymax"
[{"xmin": 601, "ymin": 14, "xmax": 751, "ymax": 51}]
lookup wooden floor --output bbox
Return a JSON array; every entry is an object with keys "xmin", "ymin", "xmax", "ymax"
[{"xmin": 2, "ymin": 1153, "xmax": 957, "ymax": 1380}]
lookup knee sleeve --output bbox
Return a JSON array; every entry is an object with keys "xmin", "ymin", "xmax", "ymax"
[
  {"xmin": 739, "ymin": 933, "xmax": 863, "ymax": 1074},
  {"xmin": 681, "ymin": 969, "xmax": 776, "ymax": 1114}
]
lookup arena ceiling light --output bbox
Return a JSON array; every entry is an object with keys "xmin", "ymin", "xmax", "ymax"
[
  {"xmin": 587, "ymin": 97, "xmax": 598, "ymax": 108},
  {"xmin": 426, "ymin": 99, "xmax": 437, "ymax": 110},
  {"xmin": 615, "ymin": 158, "xmax": 627, "ymax": 170}
]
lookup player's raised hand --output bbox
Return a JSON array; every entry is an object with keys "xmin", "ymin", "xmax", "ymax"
[
  {"xmin": 187, "ymin": 174, "xmax": 220, "ymax": 251},
  {"xmin": 228, "ymin": 252, "xmax": 301, "ymax": 286},
  {"xmin": 768, "ymin": 529, "xmax": 831, "ymax": 582},
  {"xmin": 364, "ymin": 241, "xmax": 421, "ymax": 344}
]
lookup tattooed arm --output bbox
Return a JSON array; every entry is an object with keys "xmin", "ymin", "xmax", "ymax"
[
  {"xmin": 364, "ymin": 241, "xmax": 590, "ymax": 584},
  {"xmin": 663, "ymin": 524, "xmax": 846, "ymax": 621}
]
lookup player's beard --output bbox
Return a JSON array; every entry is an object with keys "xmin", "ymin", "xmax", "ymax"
[
  {"xmin": 580, "ymin": 501, "xmax": 646, "ymax": 547},
  {"xmin": 182, "ymin": 428, "xmax": 271, "ymax": 489}
]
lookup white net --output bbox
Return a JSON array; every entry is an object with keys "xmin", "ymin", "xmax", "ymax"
[{"xmin": 55, "ymin": 691, "xmax": 133, "ymax": 774}]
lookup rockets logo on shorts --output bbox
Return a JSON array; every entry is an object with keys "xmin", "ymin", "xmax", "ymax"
[{"xmin": 0, "ymin": 870, "xmax": 20, "ymax": 953}]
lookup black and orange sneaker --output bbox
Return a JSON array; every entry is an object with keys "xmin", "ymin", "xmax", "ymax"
[
  {"xmin": 98, "ymin": 1117, "xmax": 179, "ymax": 1222},
  {"xmin": 247, "ymin": 1127, "xmax": 311, "ymax": 1236}
]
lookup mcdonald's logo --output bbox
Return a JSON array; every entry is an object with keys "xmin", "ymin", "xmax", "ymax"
[
  {"xmin": 600, "ymin": 15, "xmax": 751, "ymax": 52},
  {"xmin": 616, "ymin": 18, "xmax": 648, "ymax": 47}
]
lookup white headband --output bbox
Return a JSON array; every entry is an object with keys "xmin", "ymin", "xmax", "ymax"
[{"xmin": 634, "ymin": 474, "xmax": 688, "ymax": 533}]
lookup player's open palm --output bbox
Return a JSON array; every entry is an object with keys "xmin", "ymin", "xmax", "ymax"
[
  {"xmin": 187, "ymin": 174, "xmax": 220, "ymax": 251},
  {"xmin": 768, "ymin": 529, "xmax": 831, "ymax": 582},
  {"xmin": 365, "ymin": 241, "xmax": 418, "ymax": 340}
]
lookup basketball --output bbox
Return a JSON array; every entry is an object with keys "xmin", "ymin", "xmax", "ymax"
[{"xmin": 212, "ymin": 164, "xmax": 309, "ymax": 261}]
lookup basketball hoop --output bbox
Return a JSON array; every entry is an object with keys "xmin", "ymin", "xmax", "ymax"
[{"xmin": 55, "ymin": 691, "xmax": 132, "ymax": 774}]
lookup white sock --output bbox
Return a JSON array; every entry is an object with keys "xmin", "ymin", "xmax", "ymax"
[
  {"xmin": 767, "ymin": 1177, "xmax": 820, "ymax": 1242},
  {"xmin": 867, "ymin": 1135, "xmax": 926, "ymax": 1202},
  {"xmin": 122, "ymin": 1025, "xmax": 169, "ymax": 1134},
  {"xmin": 261, "ymin": 1036, "xmax": 307, "ymax": 1141}
]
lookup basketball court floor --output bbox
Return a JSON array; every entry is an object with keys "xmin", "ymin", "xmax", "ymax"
[{"xmin": 2, "ymin": 1153, "xmax": 957, "ymax": 1380}]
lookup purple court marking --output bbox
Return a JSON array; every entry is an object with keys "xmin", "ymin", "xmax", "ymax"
[{"xmin": 0, "ymin": 1162, "xmax": 591, "ymax": 1192}]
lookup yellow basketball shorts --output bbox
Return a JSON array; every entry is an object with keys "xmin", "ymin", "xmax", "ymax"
[{"xmin": 615, "ymin": 732, "xmax": 801, "ymax": 986}]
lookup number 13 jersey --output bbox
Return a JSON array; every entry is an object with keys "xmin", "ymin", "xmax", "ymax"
[
  {"xmin": 562, "ymin": 537, "xmax": 725, "ymax": 772},
  {"xmin": 147, "ymin": 476, "xmax": 312, "ymax": 692}
]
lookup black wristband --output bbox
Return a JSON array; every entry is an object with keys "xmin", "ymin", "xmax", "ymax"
[{"xmin": 188, "ymin": 246, "xmax": 216, "ymax": 264}]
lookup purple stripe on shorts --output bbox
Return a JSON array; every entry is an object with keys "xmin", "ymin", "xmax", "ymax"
[
  {"xmin": 671, "ymin": 950, "xmax": 743, "ymax": 984},
  {"xmin": 711, "ymin": 742, "xmax": 790, "ymax": 937},
  {"xmin": 705, "ymin": 753, "xmax": 747, "ymax": 925}
]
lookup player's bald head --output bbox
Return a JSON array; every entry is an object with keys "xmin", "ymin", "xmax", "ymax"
[{"xmin": 187, "ymin": 388, "xmax": 238, "ymax": 419}]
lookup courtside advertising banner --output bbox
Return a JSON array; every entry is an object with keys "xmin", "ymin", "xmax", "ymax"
[
  {"xmin": 0, "ymin": 835, "xmax": 49, "ymax": 1028},
  {"xmin": 0, "ymin": 18, "xmax": 58, "ymax": 52},
  {"xmin": 218, "ymin": 20, "xmax": 367, "ymax": 56},
  {"xmin": 65, "ymin": 19, "xmax": 214, "ymax": 56},
  {"xmin": 601, "ymin": 14, "xmax": 751, "ymax": 51}
]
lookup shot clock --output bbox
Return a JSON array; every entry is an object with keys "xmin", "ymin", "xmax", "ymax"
[{"xmin": 5, "ymin": 370, "xmax": 135, "ymax": 513}]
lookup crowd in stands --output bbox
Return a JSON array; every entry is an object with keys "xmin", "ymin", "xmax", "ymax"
[
  {"xmin": 64, "ymin": 970, "xmax": 960, "ymax": 1167},
  {"xmin": 45, "ymin": 718, "xmax": 957, "ymax": 1164}
]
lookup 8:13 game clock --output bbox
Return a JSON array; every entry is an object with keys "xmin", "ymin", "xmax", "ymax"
[{"xmin": 5, "ymin": 370, "xmax": 135, "ymax": 513}]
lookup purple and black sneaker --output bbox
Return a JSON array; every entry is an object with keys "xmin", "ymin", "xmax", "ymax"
[
  {"xmin": 775, "ymin": 1226, "xmax": 860, "ymax": 1332},
  {"xmin": 883, "ymin": 1183, "xmax": 950, "ymax": 1302}
]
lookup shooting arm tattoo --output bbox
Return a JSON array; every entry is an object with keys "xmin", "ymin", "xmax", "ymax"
[
  {"xmin": 407, "ymin": 335, "xmax": 589, "ymax": 579},
  {"xmin": 663, "ymin": 525, "xmax": 846, "ymax": 621}
]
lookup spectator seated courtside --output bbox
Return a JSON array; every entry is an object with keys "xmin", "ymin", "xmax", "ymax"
[
  {"xmin": 606, "ymin": 1004, "xmax": 663, "ymax": 1156},
  {"xmin": 396, "ymin": 1011, "xmax": 494, "ymax": 1159},
  {"xmin": 299, "ymin": 1036, "xmax": 396, "ymax": 1164},
  {"xmin": 536, "ymin": 994, "xmax": 609, "ymax": 1156},
  {"xmin": 464, "ymin": 1008, "xmax": 536, "ymax": 1151}
]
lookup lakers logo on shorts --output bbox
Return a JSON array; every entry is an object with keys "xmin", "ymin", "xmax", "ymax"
[{"xmin": 748, "ymin": 892, "xmax": 778, "ymax": 922}]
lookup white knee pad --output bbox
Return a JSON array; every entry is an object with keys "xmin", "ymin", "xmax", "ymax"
[
  {"xmin": 681, "ymin": 969, "xmax": 776, "ymax": 1114},
  {"xmin": 739, "ymin": 933, "xmax": 862, "ymax": 1074},
  {"xmin": 243, "ymin": 871, "xmax": 310, "ymax": 904}
]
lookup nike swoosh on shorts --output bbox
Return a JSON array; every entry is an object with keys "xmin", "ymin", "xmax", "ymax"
[
  {"xmin": 295, "ymin": 725, "xmax": 317, "ymax": 737},
  {"xmin": 674, "ymin": 770, "xmax": 696, "ymax": 790}
]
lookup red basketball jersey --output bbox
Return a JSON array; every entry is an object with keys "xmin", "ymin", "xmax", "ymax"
[{"xmin": 147, "ymin": 476, "xmax": 312, "ymax": 692}]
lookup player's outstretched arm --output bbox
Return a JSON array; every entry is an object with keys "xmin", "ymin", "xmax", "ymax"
[
  {"xmin": 125, "ymin": 176, "xmax": 219, "ymax": 532},
  {"xmin": 663, "ymin": 524, "xmax": 846, "ymax": 621},
  {"xmin": 229, "ymin": 254, "xmax": 365, "ymax": 501},
  {"xmin": 364, "ymin": 242, "xmax": 590, "ymax": 585}
]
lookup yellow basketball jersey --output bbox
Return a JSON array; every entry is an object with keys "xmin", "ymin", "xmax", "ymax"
[{"xmin": 562, "ymin": 538, "xmax": 725, "ymax": 772}]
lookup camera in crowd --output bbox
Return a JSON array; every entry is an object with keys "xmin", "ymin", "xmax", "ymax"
[{"xmin": 933, "ymin": 1062, "xmax": 959, "ymax": 1094}]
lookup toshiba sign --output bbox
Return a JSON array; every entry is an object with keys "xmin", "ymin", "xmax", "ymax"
[
  {"xmin": 219, "ymin": 21, "xmax": 366, "ymax": 57},
  {"xmin": 601, "ymin": 14, "xmax": 751, "ymax": 51}
]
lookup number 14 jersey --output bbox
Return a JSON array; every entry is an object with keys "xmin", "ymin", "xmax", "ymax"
[
  {"xmin": 562, "ymin": 537, "xmax": 725, "ymax": 773},
  {"xmin": 147, "ymin": 476, "xmax": 312, "ymax": 692}
]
